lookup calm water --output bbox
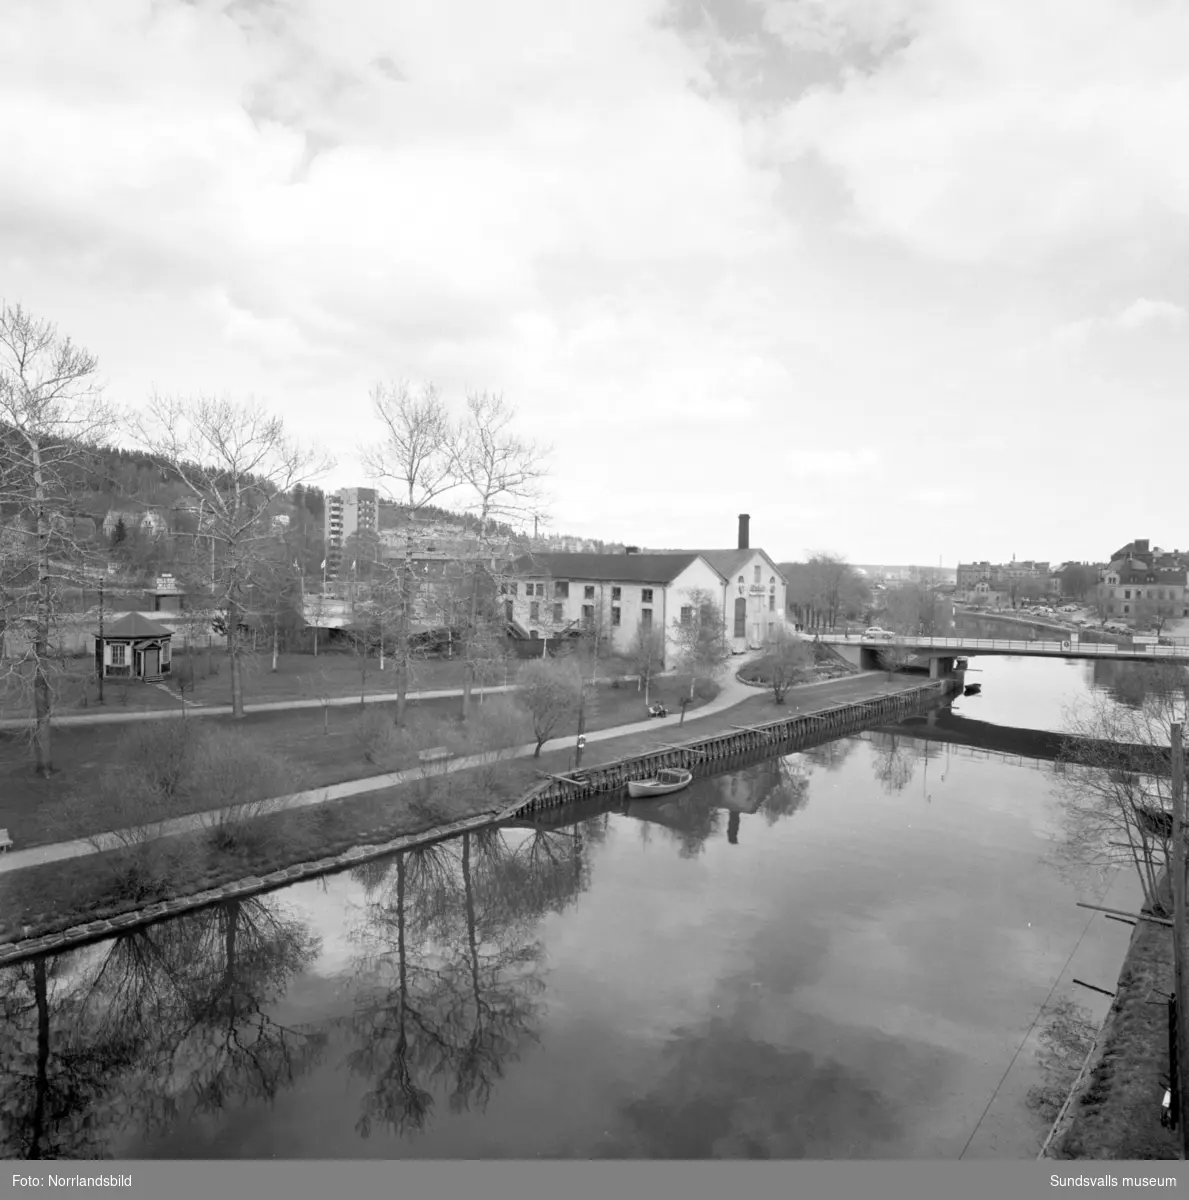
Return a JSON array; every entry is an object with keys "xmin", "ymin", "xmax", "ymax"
[{"xmin": 0, "ymin": 653, "xmax": 1146, "ymax": 1160}]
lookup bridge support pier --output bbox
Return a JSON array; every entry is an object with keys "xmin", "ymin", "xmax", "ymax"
[{"xmin": 929, "ymin": 655, "xmax": 956, "ymax": 680}]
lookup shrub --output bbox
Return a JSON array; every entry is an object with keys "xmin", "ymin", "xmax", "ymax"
[
  {"xmin": 117, "ymin": 718, "xmax": 208, "ymax": 800},
  {"xmin": 57, "ymin": 764, "xmax": 203, "ymax": 899},
  {"xmin": 354, "ymin": 708, "xmax": 402, "ymax": 766},
  {"xmin": 192, "ymin": 728, "xmax": 307, "ymax": 850},
  {"xmin": 693, "ymin": 677, "xmax": 719, "ymax": 702}
]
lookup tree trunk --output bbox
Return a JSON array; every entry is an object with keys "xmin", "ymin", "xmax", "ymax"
[
  {"xmin": 462, "ymin": 580, "xmax": 479, "ymax": 722},
  {"xmin": 228, "ymin": 602, "xmax": 245, "ymax": 718},
  {"xmin": 30, "ymin": 958, "xmax": 50, "ymax": 1158},
  {"xmin": 462, "ymin": 833, "xmax": 483, "ymax": 1016},
  {"xmin": 396, "ymin": 655, "xmax": 409, "ymax": 726},
  {"xmin": 31, "ymin": 440, "xmax": 53, "ymax": 776}
]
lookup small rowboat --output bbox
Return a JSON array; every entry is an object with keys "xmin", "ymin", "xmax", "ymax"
[{"xmin": 627, "ymin": 768, "xmax": 693, "ymax": 799}]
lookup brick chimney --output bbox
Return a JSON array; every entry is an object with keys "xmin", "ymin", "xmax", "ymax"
[{"xmin": 738, "ymin": 514, "xmax": 750, "ymax": 550}]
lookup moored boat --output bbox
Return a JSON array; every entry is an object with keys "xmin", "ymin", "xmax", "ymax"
[{"xmin": 627, "ymin": 768, "xmax": 693, "ymax": 799}]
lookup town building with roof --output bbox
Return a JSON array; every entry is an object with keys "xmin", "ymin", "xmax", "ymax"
[
  {"xmin": 1099, "ymin": 538, "xmax": 1189, "ymax": 625},
  {"xmin": 95, "ymin": 611, "xmax": 174, "ymax": 682},
  {"xmin": 504, "ymin": 515, "xmax": 788, "ymax": 661}
]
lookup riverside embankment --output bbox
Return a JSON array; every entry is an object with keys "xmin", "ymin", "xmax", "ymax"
[{"xmin": 0, "ymin": 669, "xmax": 943, "ymax": 965}]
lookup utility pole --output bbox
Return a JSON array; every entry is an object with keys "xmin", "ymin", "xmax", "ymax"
[
  {"xmin": 1171, "ymin": 722, "xmax": 1189, "ymax": 1159},
  {"xmin": 97, "ymin": 577, "xmax": 105, "ymax": 704}
]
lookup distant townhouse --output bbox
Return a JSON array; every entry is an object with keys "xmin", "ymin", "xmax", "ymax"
[
  {"xmin": 504, "ymin": 514, "xmax": 788, "ymax": 662},
  {"xmin": 101, "ymin": 508, "xmax": 167, "ymax": 539},
  {"xmin": 956, "ymin": 556, "xmax": 1050, "ymax": 603},
  {"xmin": 1099, "ymin": 538, "xmax": 1189, "ymax": 623}
]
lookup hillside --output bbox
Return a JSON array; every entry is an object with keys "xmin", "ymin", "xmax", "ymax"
[{"xmin": 1, "ymin": 433, "xmax": 626, "ymax": 582}]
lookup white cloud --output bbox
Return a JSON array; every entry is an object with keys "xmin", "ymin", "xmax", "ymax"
[
  {"xmin": 786, "ymin": 448, "xmax": 880, "ymax": 480},
  {"xmin": 2, "ymin": 0, "xmax": 1188, "ymax": 564},
  {"xmin": 769, "ymin": 0, "xmax": 1189, "ymax": 267},
  {"xmin": 1116, "ymin": 298, "xmax": 1189, "ymax": 331},
  {"xmin": 1045, "ymin": 297, "xmax": 1188, "ymax": 351}
]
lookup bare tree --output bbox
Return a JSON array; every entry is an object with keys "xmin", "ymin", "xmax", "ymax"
[
  {"xmin": 783, "ymin": 554, "xmax": 869, "ymax": 629},
  {"xmin": 762, "ymin": 624, "xmax": 814, "ymax": 704},
  {"xmin": 131, "ymin": 394, "xmax": 331, "ymax": 718},
  {"xmin": 883, "ymin": 581, "xmax": 942, "ymax": 635},
  {"xmin": 670, "ymin": 588, "xmax": 731, "ymax": 699},
  {"xmin": 625, "ymin": 620, "xmax": 666, "ymax": 707},
  {"xmin": 1134, "ymin": 594, "xmax": 1178, "ymax": 636},
  {"xmin": 453, "ymin": 392, "xmax": 549, "ymax": 720},
  {"xmin": 1054, "ymin": 664, "xmax": 1188, "ymax": 916},
  {"xmin": 515, "ymin": 656, "xmax": 583, "ymax": 758},
  {"xmin": 362, "ymin": 382, "xmax": 462, "ymax": 725},
  {"xmin": 806, "ymin": 552, "xmax": 855, "ymax": 630},
  {"xmin": 0, "ymin": 303, "xmax": 113, "ymax": 774}
]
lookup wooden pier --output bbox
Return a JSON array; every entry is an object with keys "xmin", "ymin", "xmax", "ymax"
[{"xmin": 499, "ymin": 677, "xmax": 959, "ymax": 821}]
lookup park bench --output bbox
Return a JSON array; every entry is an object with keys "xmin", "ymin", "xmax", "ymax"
[
  {"xmin": 0, "ymin": 828, "xmax": 12, "ymax": 853},
  {"xmin": 418, "ymin": 746, "xmax": 452, "ymax": 765}
]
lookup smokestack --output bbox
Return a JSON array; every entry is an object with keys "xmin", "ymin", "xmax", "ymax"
[{"xmin": 738, "ymin": 513, "xmax": 750, "ymax": 551}]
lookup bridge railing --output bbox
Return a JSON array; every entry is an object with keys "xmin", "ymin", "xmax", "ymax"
[{"xmin": 815, "ymin": 634, "xmax": 1189, "ymax": 658}]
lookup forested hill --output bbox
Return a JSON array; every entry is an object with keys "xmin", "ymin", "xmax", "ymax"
[{"xmin": 2, "ymin": 426, "xmax": 618, "ymax": 558}]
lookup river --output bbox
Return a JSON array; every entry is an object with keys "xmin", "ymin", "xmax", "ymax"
[{"xmin": 0, "ymin": 649, "xmax": 1149, "ymax": 1160}]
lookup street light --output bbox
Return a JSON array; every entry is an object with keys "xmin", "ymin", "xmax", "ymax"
[{"xmin": 97, "ymin": 577, "xmax": 105, "ymax": 704}]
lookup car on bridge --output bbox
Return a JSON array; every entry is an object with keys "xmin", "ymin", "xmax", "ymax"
[{"xmin": 861, "ymin": 626, "xmax": 895, "ymax": 641}]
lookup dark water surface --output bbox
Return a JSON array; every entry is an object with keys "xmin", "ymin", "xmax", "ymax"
[{"xmin": 0, "ymin": 656, "xmax": 1143, "ymax": 1160}]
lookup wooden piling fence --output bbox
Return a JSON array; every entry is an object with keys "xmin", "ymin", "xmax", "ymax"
[{"xmin": 498, "ymin": 678, "xmax": 958, "ymax": 821}]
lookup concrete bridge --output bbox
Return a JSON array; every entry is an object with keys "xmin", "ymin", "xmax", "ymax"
[{"xmin": 821, "ymin": 633, "xmax": 1189, "ymax": 676}]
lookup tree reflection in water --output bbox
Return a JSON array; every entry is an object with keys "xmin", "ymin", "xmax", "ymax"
[
  {"xmin": 0, "ymin": 956, "xmax": 139, "ymax": 1159},
  {"xmin": 868, "ymin": 732, "xmax": 920, "ymax": 795},
  {"xmin": 0, "ymin": 896, "xmax": 324, "ymax": 1158},
  {"xmin": 347, "ymin": 824, "xmax": 592, "ymax": 1140},
  {"xmin": 800, "ymin": 738, "xmax": 859, "ymax": 773}
]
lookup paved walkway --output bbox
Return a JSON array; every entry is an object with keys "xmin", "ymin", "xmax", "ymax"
[
  {"xmin": 0, "ymin": 683, "xmax": 525, "ymax": 730},
  {"xmin": 0, "ymin": 663, "xmax": 920, "ymax": 876}
]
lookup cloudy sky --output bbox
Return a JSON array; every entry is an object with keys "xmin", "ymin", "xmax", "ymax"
[{"xmin": 4, "ymin": 0, "xmax": 1187, "ymax": 566}]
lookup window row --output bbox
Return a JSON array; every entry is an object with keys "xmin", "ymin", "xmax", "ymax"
[{"xmin": 500, "ymin": 582, "xmax": 654, "ymax": 603}]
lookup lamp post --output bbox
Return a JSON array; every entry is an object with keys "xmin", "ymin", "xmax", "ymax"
[{"xmin": 97, "ymin": 577, "xmax": 105, "ymax": 704}]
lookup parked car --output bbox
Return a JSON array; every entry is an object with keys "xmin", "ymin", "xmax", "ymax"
[{"xmin": 861, "ymin": 626, "xmax": 895, "ymax": 641}]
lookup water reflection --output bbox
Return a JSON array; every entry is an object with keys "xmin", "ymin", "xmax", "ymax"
[
  {"xmin": 0, "ymin": 896, "xmax": 324, "ymax": 1159},
  {"xmin": 346, "ymin": 827, "xmax": 590, "ymax": 1139},
  {"xmin": 868, "ymin": 731, "xmax": 920, "ymax": 795},
  {"xmin": 623, "ymin": 755, "xmax": 814, "ymax": 856}
]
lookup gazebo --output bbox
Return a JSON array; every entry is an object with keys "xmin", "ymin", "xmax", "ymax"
[{"xmin": 96, "ymin": 612, "xmax": 174, "ymax": 682}]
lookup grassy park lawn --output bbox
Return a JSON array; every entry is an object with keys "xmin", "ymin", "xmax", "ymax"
[
  {"xmin": 0, "ymin": 672, "xmax": 718, "ymax": 849},
  {"xmin": 0, "ymin": 647, "xmax": 659, "ymax": 718}
]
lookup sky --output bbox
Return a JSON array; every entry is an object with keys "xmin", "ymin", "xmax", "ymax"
[{"xmin": 3, "ymin": 0, "xmax": 1187, "ymax": 566}]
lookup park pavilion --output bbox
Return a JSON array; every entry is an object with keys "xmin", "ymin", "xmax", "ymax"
[{"xmin": 95, "ymin": 612, "xmax": 174, "ymax": 683}]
